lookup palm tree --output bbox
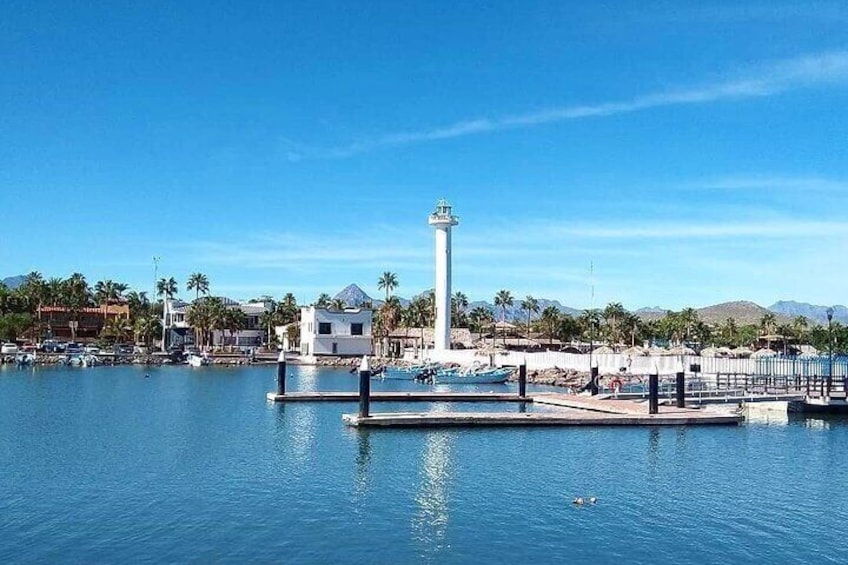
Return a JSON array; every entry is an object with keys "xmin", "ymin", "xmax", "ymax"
[
  {"xmin": 330, "ymin": 298, "xmax": 346, "ymax": 311},
  {"xmin": 94, "ymin": 279, "xmax": 126, "ymax": 324},
  {"xmin": 602, "ymin": 302, "xmax": 627, "ymax": 347},
  {"xmin": 578, "ymin": 309, "xmax": 602, "ymax": 349},
  {"xmin": 186, "ymin": 272, "xmax": 210, "ymax": 301},
  {"xmin": 792, "ymin": 315, "xmax": 809, "ymax": 342},
  {"xmin": 494, "ymin": 290, "xmax": 513, "ymax": 323},
  {"xmin": 156, "ymin": 277, "xmax": 178, "ymax": 350},
  {"xmin": 539, "ymin": 306, "xmax": 560, "ymax": 346},
  {"xmin": 377, "ymin": 272, "xmax": 399, "ymax": 301},
  {"xmin": 279, "ymin": 293, "xmax": 298, "ymax": 323},
  {"xmin": 63, "ymin": 273, "xmax": 91, "ymax": 341},
  {"xmin": 22, "ymin": 271, "xmax": 45, "ymax": 318},
  {"xmin": 520, "ymin": 296, "xmax": 539, "ymax": 338},
  {"xmin": 451, "ymin": 291, "xmax": 469, "ymax": 327},
  {"xmin": 315, "ymin": 293, "xmax": 331, "ymax": 308},
  {"xmin": 224, "ymin": 308, "xmax": 247, "ymax": 348},
  {"xmin": 760, "ymin": 312, "xmax": 777, "ymax": 351},
  {"xmin": 156, "ymin": 277, "xmax": 178, "ymax": 301}
]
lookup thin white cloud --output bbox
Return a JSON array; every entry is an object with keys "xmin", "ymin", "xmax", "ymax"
[
  {"xmin": 696, "ymin": 175, "xmax": 848, "ymax": 193},
  {"xmin": 539, "ymin": 219, "xmax": 848, "ymax": 240},
  {"xmin": 295, "ymin": 51, "xmax": 848, "ymax": 158}
]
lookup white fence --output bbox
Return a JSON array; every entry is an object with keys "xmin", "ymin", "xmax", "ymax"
[{"xmin": 406, "ymin": 348, "xmax": 848, "ymax": 377}]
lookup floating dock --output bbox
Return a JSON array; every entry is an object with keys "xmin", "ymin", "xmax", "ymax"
[
  {"xmin": 340, "ymin": 393, "xmax": 743, "ymax": 428},
  {"xmin": 265, "ymin": 391, "xmax": 528, "ymax": 402},
  {"xmin": 342, "ymin": 410, "xmax": 742, "ymax": 428}
]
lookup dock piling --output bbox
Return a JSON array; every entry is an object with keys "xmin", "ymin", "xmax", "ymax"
[
  {"xmin": 590, "ymin": 360, "xmax": 599, "ymax": 396},
  {"xmin": 276, "ymin": 351, "xmax": 287, "ymax": 396},
  {"xmin": 518, "ymin": 362, "xmax": 527, "ymax": 399},
  {"xmin": 648, "ymin": 361, "xmax": 659, "ymax": 414},
  {"xmin": 675, "ymin": 361, "xmax": 685, "ymax": 409},
  {"xmin": 358, "ymin": 356, "xmax": 371, "ymax": 418}
]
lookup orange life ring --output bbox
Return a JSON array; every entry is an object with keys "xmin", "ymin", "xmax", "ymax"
[{"xmin": 609, "ymin": 378, "xmax": 623, "ymax": 392}]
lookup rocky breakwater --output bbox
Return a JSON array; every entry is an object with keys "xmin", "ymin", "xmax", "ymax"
[{"xmin": 507, "ymin": 367, "xmax": 587, "ymax": 388}]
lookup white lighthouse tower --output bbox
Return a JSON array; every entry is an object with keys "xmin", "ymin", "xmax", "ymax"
[{"xmin": 428, "ymin": 199, "xmax": 459, "ymax": 351}]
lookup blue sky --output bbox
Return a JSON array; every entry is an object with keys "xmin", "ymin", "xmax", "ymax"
[{"xmin": 2, "ymin": 1, "xmax": 847, "ymax": 309}]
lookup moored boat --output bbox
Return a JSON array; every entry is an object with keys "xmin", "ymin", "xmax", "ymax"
[
  {"xmin": 188, "ymin": 354, "xmax": 211, "ymax": 367},
  {"xmin": 381, "ymin": 363, "xmax": 440, "ymax": 380},
  {"xmin": 429, "ymin": 365, "xmax": 513, "ymax": 385},
  {"xmin": 15, "ymin": 353, "xmax": 36, "ymax": 367}
]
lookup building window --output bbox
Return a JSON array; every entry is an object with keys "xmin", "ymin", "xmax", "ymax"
[
  {"xmin": 332, "ymin": 342, "xmax": 338, "ymax": 354},
  {"xmin": 351, "ymin": 323, "xmax": 363, "ymax": 336},
  {"xmin": 318, "ymin": 322, "xmax": 332, "ymax": 335}
]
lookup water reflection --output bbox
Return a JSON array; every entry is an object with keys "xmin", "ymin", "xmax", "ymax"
[
  {"xmin": 353, "ymin": 430, "xmax": 372, "ymax": 497},
  {"xmin": 273, "ymin": 403, "xmax": 318, "ymax": 469},
  {"xmin": 647, "ymin": 428, "xmax": 661, "ymax": 479},
  {"xmin": 295, "ymin": 365, "xmax": 319, "ymax": 392},
  {"xmin": 413, "ymin": 429, "xmax": 454, "ymax": 554}
]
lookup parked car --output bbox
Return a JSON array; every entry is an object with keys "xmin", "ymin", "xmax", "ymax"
[
  {"xmin": 41, "ymin": 340, "xmax": 66, "ymax": 353},
  {"xmin": 113, "ymin": 343, "xmax": 134, "ymax": 355},
  {"xmin": 65, "ymin": 343, "xmax": 84, "ymax": 355},
  {"xmin": 1, "ymin": 343, "xmax": 19, "ymax": 355},
  {"xmin": 84, "ymin": 345, "xmax": 101, "ymax": 355}
]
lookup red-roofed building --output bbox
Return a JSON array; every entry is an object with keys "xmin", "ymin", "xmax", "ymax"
[{"xmin": 38, "ymin": 304, "xmax": 130, "ymax": 340}]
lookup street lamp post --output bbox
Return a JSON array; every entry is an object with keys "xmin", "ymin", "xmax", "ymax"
[{"xmin": 826, "ymin": 307, "xmax": 834, "ymax": 397}]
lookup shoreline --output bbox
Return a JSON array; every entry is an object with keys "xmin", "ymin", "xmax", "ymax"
[{"xmin": 1, "ymin": 354, "xmax": 623, "ymax": 389}]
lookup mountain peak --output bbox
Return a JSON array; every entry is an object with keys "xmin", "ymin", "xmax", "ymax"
[{"xmin": 334, "ymin": 284, "xmax": 372, "ymax": 307}]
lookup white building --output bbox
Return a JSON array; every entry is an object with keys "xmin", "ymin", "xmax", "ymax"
[
  {"xmin": 163, "ymin": 297, "xmax": 270, "ymax": 349},
  {"xmin": 299, "ymin": 306, "xmax": 373, "ymax": 357}
]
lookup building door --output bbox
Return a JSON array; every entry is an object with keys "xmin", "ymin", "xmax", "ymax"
[{"xmin": 332, "ymin": 342, "xmax": 338, "ymax": 355}]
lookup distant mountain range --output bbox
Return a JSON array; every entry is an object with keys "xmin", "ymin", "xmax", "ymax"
[
  {"xmin": 768, "ymin": 301, "xmax": 848, "ymax": 325},
  {"xmin": 2, "ymin": 275, "xmax": 25, "ymax": 289},
  {"xmin": 329, "ymin": 283, "xmax": 847, "ymax": 326}
]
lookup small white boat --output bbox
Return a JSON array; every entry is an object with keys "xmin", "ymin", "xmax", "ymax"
[
  {"xmin": 15, "ymin": 353, "xmax": 36, "ymax": 367},
  {"xmin": 188, "ymin": 354, "xmax": 211, "ymax": 367}
]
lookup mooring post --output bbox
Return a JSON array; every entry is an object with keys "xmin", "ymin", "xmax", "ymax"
[
  {"xmin": 518, "ymin": 361, "xmax": 527, "ymax": 399},
  {"xmin": 276, "ymin": 350, "xmax": 287, "ymax": 396},
  {"xmin": 590, "ymin": 359, "xmax": 599, "ymax": 396},
  {"xmin": 649, "ymin": 360, "xmax": 659, "ymax": 414},
  {"xmin": 358, "ymin": 355, "xmax": 371, "ymax": 418},
  {"xmin": 675, "ymin": 360, "xmax": 685, "ymax": 409}
]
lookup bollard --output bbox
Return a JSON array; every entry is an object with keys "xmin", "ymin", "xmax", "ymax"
[
  {"xmin": 358, "ymin": 356, "xmax": 371, "ymax": 418},
  {"xmin": 648, "ymin": 361, "xmax": 659, "ymax": 414},
  {"xmin": 518, "ymin": 362, "xmax": 527, "ymax": 399},
  {"xmin": 675, "ymin": 361, "xmax": 685, "ymax": 409},
  {"xmin": 590, "ymin": 360, "xmax": 599, "ymax": 396},
  {"xmin": 276, "ymin": 350, "xmax": 287, "ymax": 396}
]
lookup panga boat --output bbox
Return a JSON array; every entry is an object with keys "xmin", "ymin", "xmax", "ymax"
[
  {"xmin": 188, "ymin": 354, "xmax": 211, "ymax": 367},
  {"xmin": 429, "ymin": 365, "xmax": 513, "ymax": 385},
  {"xmin": 381, "ymin": 363, "xmax": 440, "ymax": 380}
]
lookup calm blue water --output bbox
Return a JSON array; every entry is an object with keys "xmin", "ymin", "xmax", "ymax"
[{"xmin": 1, "ymin": 364, "xmax": 847, "ymax": 564}]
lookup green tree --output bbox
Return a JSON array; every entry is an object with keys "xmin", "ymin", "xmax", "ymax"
[
  {"xmin": 468, "ymin": 306, "xmax": 494, "ymax": 334},
  {"xmin": 186, "ymin": 272, "xmax": 210, "ymax": 301},
  {"xmin": 315, "ymin": 293, "xmax": 331, "ymax": 308},
  {"xmin": 156, "ymin": 277, "xmax": 178, "ymax": 300},
  {"xmin": 451, "ymin": 291, "xmax": 469, "ymax": 327},
  {"xmin": 494, "ymin": 290, "xmax": 513, "ymax": 323},
  {"xmin": 521, "ymin": 296, "xmax": 539, "ymax": 338},
  {"xmin": 377, "ymin": 272, "xmax": 399, "ymax": 301},
  {"xmin": 539, "ymin": 306, "xmax": 561, "ymax": 346}
]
